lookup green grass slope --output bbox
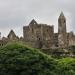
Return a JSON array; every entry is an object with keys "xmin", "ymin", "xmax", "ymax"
[
  {"xmin": 57, "ymin": 57, "xmax": 75, "ymax": 75},
  {"xmin": 0, "ymin": 43, "xmax": 75, "ymax": 75},
  {"xmin": 0, "ymin": 43, "xmax": 57, "ymax": 75}
]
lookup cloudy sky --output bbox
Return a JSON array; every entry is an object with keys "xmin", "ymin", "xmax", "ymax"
[{"xmin": 0, "ymin": 0, "xmax": 75, "ymax": 37}]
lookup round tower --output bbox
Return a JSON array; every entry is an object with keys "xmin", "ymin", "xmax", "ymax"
[
  {"xmin": 58, "ymin": 12, "xmax": 66, "ymax": 34},
  {"xmin": 58, "ymin": 12, "xmax": 67, "ymax": 48}
]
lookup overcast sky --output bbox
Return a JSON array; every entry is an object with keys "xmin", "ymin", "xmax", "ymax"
[{"xmin": 0, "ymin": 0, "xmax": 75, "ymax": 37}]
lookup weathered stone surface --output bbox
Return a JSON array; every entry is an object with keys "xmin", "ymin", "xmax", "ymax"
[
  {"xmin": 7, "ymin": 30, "xmax": 19, "ymax": 41},
  {"xmin": 23, "ymin": 19, "xmax": 54, "ymax": 49},
  {"xmin": 58, "ymin": 12, "xmax": 67, "ymax": 48}
]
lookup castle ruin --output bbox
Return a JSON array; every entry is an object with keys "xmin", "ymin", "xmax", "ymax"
[{"xmin": 0, "ymin": 12, "xmax": 75, "ymax": 49}]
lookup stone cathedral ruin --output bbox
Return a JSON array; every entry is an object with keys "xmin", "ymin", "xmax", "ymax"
[{"xmin": 0, "ymin": 12, "xmax": 75, "ymax": 49}]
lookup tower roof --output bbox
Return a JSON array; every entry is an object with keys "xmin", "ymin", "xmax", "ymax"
[
  {"xmin": 29, "ymin": 19, "xmax": 37, "ymax": 25},
  {"xmin": 59, "ymin": 12, "xmax": 66, "ymax": 19},
  {"xmin": 60, "ymin": 12, "xmax": 64, "ymax": 16}
]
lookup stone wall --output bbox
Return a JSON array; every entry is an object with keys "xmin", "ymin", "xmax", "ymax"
[{"xmin": 23, "ymin": 19, "xmax": 54, "ymax": 49}]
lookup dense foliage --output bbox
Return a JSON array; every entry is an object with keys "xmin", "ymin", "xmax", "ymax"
[
  {"xmin": 0, "ymin": 43, "xmax": 57, "ymax": 75},
  {"xmin": 0, "ymin": 43, "xmax": 75, "ymax": 75},
  {"xmin": 57, "ymin": 58, "xmax": 75, "ymax": 75}
]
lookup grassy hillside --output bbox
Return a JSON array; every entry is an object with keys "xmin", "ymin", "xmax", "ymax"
[
  {"xmin": 0, "ymin": 43, "xmax": 57, "ymax": 75},
  {"xmin": 0, "ymin": 43, "xmax": 75, "ymax": 75}
]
